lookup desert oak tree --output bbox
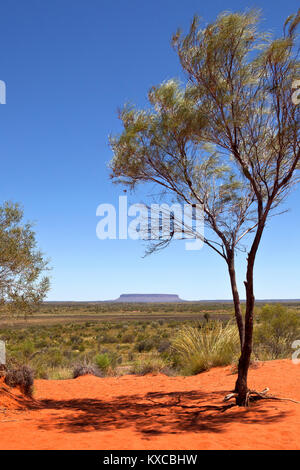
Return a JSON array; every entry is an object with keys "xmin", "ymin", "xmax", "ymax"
[
  {"xmin": 110, "ymin": 10, "xmax": 300, "ymax": 405},
  {"xmin": 0, "ymin": 202, "xmax": 50, "ymax": 315}
]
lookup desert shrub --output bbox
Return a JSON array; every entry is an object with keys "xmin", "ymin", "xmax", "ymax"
[
  {"xmin": 131, "ymin": 354, "xmax": 167, "ymax": 375},
  {"xmin": 97, "ymin": 334, "xmax": 119, "ymax": 344},
  {"xmin": 254, "ymin": 304, "xmax": 300, "ymax": 359},
  {"xmin": 172, "ymin": 321, "xmax": 239, "ymax": 375},
  {"xmin": 94, "ymin": 353, "xmax": 111, "ymax": 372},
  {"xmin": 70, "ymin": 336, "xmax": 83, "ymax": 345},
  {"xmin": 134, "ymin": 338, "xmax": 155, "ymax": 353},
  {"xmin": 157, "ymin": 339, "xmax": 171, "ymax": 353},
  {"xmin": 121, "ymin": 333, "xmax": 135, "ymax": 344},
  {"xmin": 73, "ymin": 363, "xmax": 103, "ymax": 379},
  {"xmin": 4, "ymin": 365, "xmax": 34, "ymax": 397}
]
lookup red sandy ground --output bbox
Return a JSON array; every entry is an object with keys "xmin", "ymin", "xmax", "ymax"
[{"xmin": 0, "ymin": 359, "xmax": 299, "ymax": 450}]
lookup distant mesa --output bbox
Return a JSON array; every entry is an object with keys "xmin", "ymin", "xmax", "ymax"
[{"xmin": 113, "ymin": 294, "xmax": 185, "ymax": 303}]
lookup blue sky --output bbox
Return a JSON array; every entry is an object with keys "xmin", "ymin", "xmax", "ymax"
[{"xmin": 0, "ymin": 0, "xmax": 299, "ymax": 301}]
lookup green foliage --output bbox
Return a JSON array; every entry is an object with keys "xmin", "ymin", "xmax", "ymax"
[
  {"xmin": 172, "ymin": 322, "xmax": 240, "ymax": 375},
  {"xmin": 94, "ymin": 353, "xmax": 111, "ymax": 372},
  {"xmin": 254, "ymin": 304, "xmax": 300, "ymax": 359},
  {"xmin": 110, "ymin": 10, "xmax": 299, "ymax": 245},
  {"xmin": 0, "ymin": 201, "xmax": 50, "ymax": 315}
]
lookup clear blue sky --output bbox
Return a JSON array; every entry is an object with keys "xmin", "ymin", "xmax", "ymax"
[{"xmin": 0, "ymin": 0, "xmax": 299, "ymax": 301}]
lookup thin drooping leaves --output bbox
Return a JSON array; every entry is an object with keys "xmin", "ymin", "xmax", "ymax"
[{"xmin": 110, "ymin": 10, "xmax": 299, "ymax": 405}]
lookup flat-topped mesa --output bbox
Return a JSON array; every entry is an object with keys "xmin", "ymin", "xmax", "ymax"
[{"xmin": 114, "ymin": 294, "xmax": 185, "ymax": 303}]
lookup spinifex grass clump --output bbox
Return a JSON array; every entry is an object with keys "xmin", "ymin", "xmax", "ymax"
[{"xmin": 173, "ymin": 322, "xmax": 239, "ymax": 375}]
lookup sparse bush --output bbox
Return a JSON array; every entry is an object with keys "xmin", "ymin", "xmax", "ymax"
[
  {"xmin": 70, "ymin": 336, "xmax": 83, "ymax": 346},
  {"xmin": 73, "ymin": 363, "xmax": 103, "ymax": 379},
  {"xmin": 131, "ymin": 354, "xmax": 167, "ymax": 375},
  {"xmin": 100, "ymin": 334, "xmax": 119, "ymax": 344},
  {"xmin": 172, "ymin": 322, "xmax": 239, "ymax": 375},
  {"xmin": 254, "ymin": 304, "xmax": 300, "ymax": 359},
  {"xmin": 4, "ymin": 365, "xmax": 34, "ymax": 397},
  {"xmin": 121, "ymin": 333, "xmax": 135, "ymax": 344},
  {"xmin": 134, "ymin": 338, "xmax": 155, "ymax": 353}
]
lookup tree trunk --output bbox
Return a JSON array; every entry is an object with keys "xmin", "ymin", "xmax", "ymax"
[
  {"xmin": 235, "ymin": 251, "xmax": 256, "ymax": 406},
  {"xmin": 227, "ymin": 252, "xmax": 244, "ymax": 349}
]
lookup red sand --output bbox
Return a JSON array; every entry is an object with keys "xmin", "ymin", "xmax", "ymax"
[{"xmin": 0, "ymin": 359, "xmax": 299, "ymax": 450}]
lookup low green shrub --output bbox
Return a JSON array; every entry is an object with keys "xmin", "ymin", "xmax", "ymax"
[{"xmin": 254, "ymin": 304, "xmax": 300, "ymax": 359}]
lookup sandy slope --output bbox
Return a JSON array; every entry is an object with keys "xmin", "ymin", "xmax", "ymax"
[{"xmin": 0, "ymin": 359, "xmax": 299, "ymax": 450}]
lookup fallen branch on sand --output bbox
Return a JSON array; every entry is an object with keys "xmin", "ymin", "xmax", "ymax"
[
  {"xmin": 224, "ymin": 388, "xmax": 300, "ymax": 406},
  {"xmin": 145, "ymin": 387, "xmax": 300, "ymax": 412}
]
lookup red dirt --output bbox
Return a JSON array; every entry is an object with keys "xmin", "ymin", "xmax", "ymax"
[{"xmin": 0, "ymin": 359, "xmax": 299, "ymax": 450}]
